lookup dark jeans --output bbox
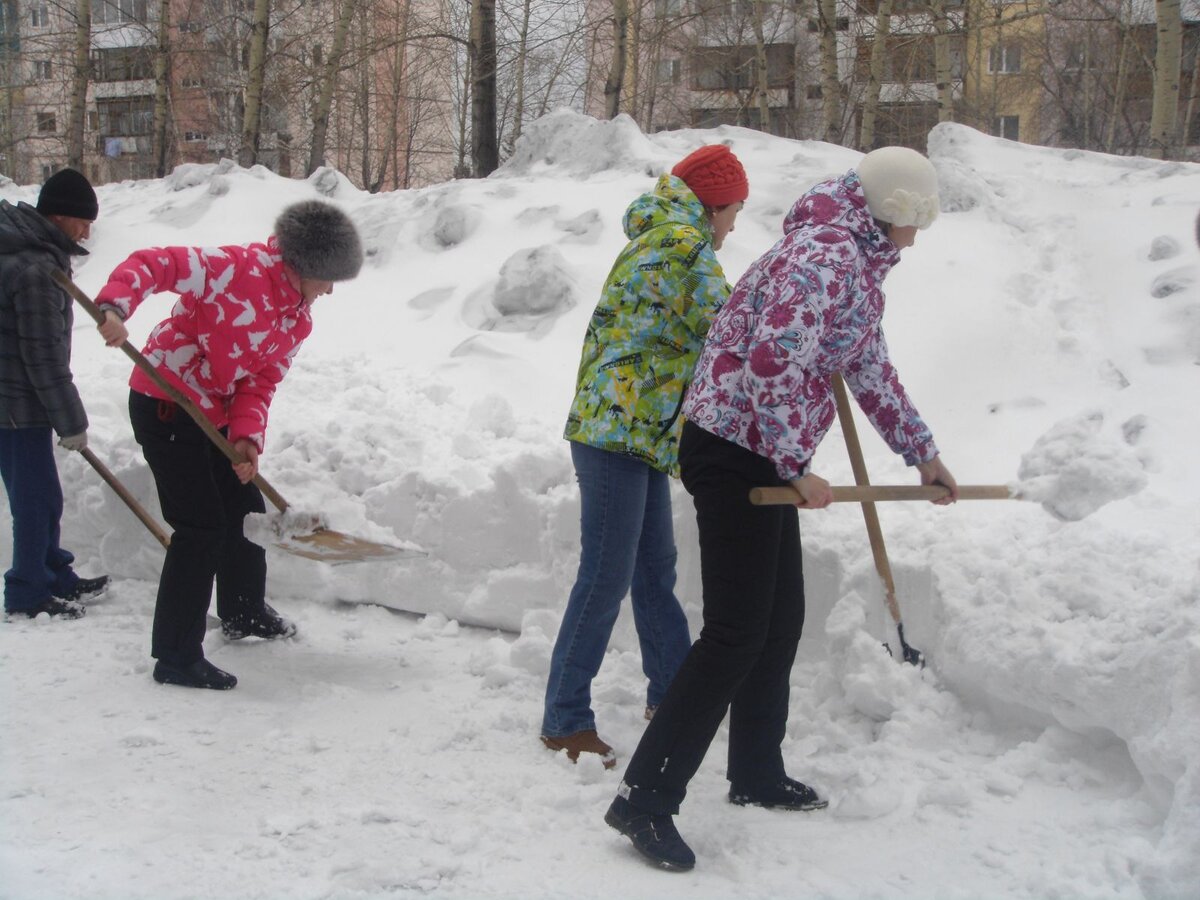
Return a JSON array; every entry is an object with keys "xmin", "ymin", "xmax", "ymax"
[
  {"xmin": 622, "ymin": 420, "xmax": 805, "ymax": 815},
  {"xmin": 0, "ymin": 427, "xmax": 79, "ymax": 611},
  {"xmin": 129, "ymin": 391, "xmax": 267, "ymax": 666},
  {"xmin": 542, "ymin": 442, "xmax": 692, "ymax": 738}
]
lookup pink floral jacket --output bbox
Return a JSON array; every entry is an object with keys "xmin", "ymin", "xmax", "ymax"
[
  {"xmin": 683, "ymin": 171, "xmax": 938, "ymax": 480},
  {"xmin": 96, "ymin": 237, "xmax": 312, "ymax": 452}
]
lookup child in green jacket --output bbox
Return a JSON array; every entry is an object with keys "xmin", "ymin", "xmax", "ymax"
[{"xmin": 541, "ymin": 145, "xmax": 747, "ymax": 767}]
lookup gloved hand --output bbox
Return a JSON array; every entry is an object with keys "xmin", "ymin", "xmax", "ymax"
[{"xmin": 58, "ymin": 431, "xmax": 87, "ymax": 452}]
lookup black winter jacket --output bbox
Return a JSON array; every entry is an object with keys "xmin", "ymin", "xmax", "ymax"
[{"xmin": 0, "ymin": 200, "xmax": 88, "ymax": 435}]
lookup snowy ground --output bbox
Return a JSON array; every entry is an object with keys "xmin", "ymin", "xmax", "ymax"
[{"xmin": 1, "ymin": 112, "xmax": 1198, "ymax": 898}]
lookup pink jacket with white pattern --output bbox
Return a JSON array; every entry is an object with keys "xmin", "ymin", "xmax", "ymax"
[
  {"xmin": 95, "ymin": 236, "xmax": 312, "ymax": 452},
  {"xmin": 682, "ymin": 171, "xmax": 938, "ymax": 481}
]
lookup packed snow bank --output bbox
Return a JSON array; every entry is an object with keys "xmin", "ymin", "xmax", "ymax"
[{"xmin": 2, "ymin": 115, "xmax": 1199, "ymax": 895}]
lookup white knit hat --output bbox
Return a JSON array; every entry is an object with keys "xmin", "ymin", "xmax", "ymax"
[{"xmin": 855, "ymin": 147, "xmax": 939, "ymax": 230}]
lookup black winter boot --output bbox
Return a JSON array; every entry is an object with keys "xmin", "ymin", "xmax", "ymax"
[
  {"xmin": 153, "ymin": 658, "xmax": 237, "ymax": 690},
  {"xmin": 221, "ymin": 604, "xmax": 296, "ymax": 640},
  {"xmin": 729, "ymin": 776, "xmax": 828, "ymax": 811},
  {"xmin": 55, "ymin": 575, "xmax": 109, "ymax": 603},
  {"xmin": 604, "ymin": 795, "xmax": 695, "ymax": 872}
]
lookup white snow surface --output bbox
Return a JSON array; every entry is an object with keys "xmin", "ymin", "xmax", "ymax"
[{"xmin": 2, "ymin": 112, "xmax": 1198, "ymax": 898}]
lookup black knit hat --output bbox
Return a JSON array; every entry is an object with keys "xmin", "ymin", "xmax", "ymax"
[
  {"xmin": 37, "ymin": 168, "xmax": 99, "ymax": 221},
  {"xmin": 274, "ymin": 200, "xmax": 363, "ymax": 282}
]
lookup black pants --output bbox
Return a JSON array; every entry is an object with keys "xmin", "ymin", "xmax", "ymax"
[
  {"xmin": 623, "ymin": 420, "xmax": 804, "ymax": 815},
  {"xmin": 129, "ymin": 391, "xmax": 267, "ymax": 666}
]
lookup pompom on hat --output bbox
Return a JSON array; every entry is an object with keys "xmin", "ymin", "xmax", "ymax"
[
  {"xmin": 855, "ymin": 146, "xmax": 939, "ymax": 230},
  {"xmin": 671, "ymin": 144, "xmax": 749, "ymax": 208},
  {"xmin": 37, "ymin": 168, "xmax": 98, "ymax": 222},
  {"xmin": 274, "ymin": 200, "xmax": 363, "ymax": 282}
]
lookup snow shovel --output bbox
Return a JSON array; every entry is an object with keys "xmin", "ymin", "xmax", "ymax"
[
  {"xmin": 54, "ymin": 270, "xmax": 422, "ymax": 564},
  {"xmin": 79, "ymin": 446, "xmax": 171, "ymax": 550},
  {"xmin": 828, "ymin": 374, "xmax": 924, "ymax": 666}
]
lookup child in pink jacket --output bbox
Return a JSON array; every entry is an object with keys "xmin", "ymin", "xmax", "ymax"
[{"xmin": 96, "ymin": 200, "xmax": 362, "ymax": 690}]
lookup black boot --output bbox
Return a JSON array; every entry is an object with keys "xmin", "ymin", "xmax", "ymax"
[
  {"xmin": 604, "ymin": 795, "xmax": 695, "ymax": 871},
  {"xmin": 729, "ymin": 776, "xmax": 828, "ymax": 811},
  {"xmin": 55, "ymin": 575, "xmax": 109, "ymax": 603},
  {"xmin": 221, "ymin": 603, "xmax": 296, "ymax": 640},
  {"xmin": 15, "ymin": 597, "xmax": 86, "ymax": 619},
  {"xmin": 153, "ymin": 658, "xmax": 237, "ymax": 690}
]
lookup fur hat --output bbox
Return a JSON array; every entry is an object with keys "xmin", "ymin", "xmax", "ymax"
[
  {"xmin": 37, "ymin": 168, "xmax": 98, "ymax": 221},
  {"xmin": 671, "ymin": 145, "xmax": 749, "ymax": 208},
  {"xmin": 855, "ymin": 147, "xmax": 939, "ymax": 230},
  {"xmin": 274, "ymin": 200, "xmax": 363, "ymax": 282}
]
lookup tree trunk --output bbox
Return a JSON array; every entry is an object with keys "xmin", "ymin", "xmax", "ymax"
[
  {"xmin": 1149, "ymin": 0, "xmax": 1182, "ymax": 158},
  {"xmin": 1182, "ymin": 32, "xmax": 1200, "ymax": 148},
  {"xmin": 513, "ymin": 0, "xmax": 532, "ymax": 143},
  {"xmin": 152, "ymin": 0, "xmax": 172, "ymax": 177},
  {"xmin": 470, "ymin": 0, "xmax": 498, "ymax": 176},
  {"xmin": 307, "ymin": 0, "xmax": 357, "ymax": 175},
  {"xmin": 751, "ymin": 0, "xmax": 772, "ymax": 134},
  {"xmin": 931, "ymin": 0, "xmax": 954, "ymax": 123},
  {"xmin": 66, "ymin": 0, "xmax": 90, "ymax": 170},
  {"xmin": 238, "ymin": 0, "xmax": 272, "ymax": 168},
  {"xmin": 603, "ymin": 0, "xmax": 629, "ymax": 119},
  {"xmin": 859, "ymin": 0, "xmax": 892, "ymax": 150},
  {"xmin": 1104, "ymin": 29, "xmax": 1130, "ymax": 153},
  {"xmin": 819, "ymin": 0, "xmax": 841, "ymax": 144}
]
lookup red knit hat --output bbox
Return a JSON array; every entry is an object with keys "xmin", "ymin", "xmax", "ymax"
[{"xmin": 671, "ymin": 145, "xmax": 749, "ymax": 207}]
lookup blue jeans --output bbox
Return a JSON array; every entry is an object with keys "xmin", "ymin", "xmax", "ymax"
[
  {"xmin": 542, "ymin": 441, "xmax": 692, "ymax": 738},
  {"xmin": 0, "ymin": 427, "xmax": 79, "ymax": 612}
]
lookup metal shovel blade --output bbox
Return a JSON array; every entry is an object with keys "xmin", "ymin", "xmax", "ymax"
[{"xmin": 274, "ymin": 528, "xmax": 428, "ymax": 564}]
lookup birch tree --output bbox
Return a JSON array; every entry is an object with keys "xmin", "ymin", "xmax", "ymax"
[
  {"xmin": 859, "ymin": 0, "xmax": 894, "ymax": 150},
  {"xmin": 1149, "ymin": 0, "xmax": 1181, "ymax": 156},
  {"xmin": 307, "ymin": 0, "xmax": 357, "ymax": 174},
  {"xmin": 238, "ymin": 0, "xmax": 272, "ymax": 168},
  {"xmin": 66, "ymin": 0, "xmax": 90, "ymax": 169}
]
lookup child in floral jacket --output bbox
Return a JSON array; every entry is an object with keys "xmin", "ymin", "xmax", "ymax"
[
  {"xmin": 96, "ymin": 200, "xmax": 362, "ymax": 690},
  {"xmin": 606, "ymin": 147, "xmax": 959, "ymax": 871}
]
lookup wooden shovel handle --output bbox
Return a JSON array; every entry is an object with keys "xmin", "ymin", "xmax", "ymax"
[
  {"xmin": 80, "ymin": 447, "xmax": 171, "ymax": 549},
  {"xmin": 53, "ymin": 270, "xmax": 291, "ymax": 513},
  {"xmin": 750, "ymin": 484, "xmax": 1015, "ymax": 505}
]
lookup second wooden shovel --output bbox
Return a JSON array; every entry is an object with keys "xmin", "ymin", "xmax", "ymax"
[{"xmin": 831, "ymin": 373, "xmax": 924, "ymax": 666}]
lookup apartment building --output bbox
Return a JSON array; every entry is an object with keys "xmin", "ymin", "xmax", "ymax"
[{"xmin": 0, "ymin": 0, "xmax": 460, "ymax": 189}]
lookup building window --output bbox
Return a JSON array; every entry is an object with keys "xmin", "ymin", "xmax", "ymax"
[
  {"xmin": 657, "ymin": 58, "xmax": 681, "ymax": 85},
  {"xmin": 41, "ymin": 164, "xmax": 53, "ymax": 180},
  {"xmin": 97, "ymin": 96, "xmax": 153, "ymax": 135},
  {"xmin": 689, "ymin": 44, "xmax": 794, "ymax": 92},
  {"xmin": 178, "ymin": 21, "xmax": 203, "ymax": 33},
  {"xmin": 91, "ymin": 0, "xmax": 149, "ymax": 25},
  {"xmin": 32, "ymin": 59, "xmax": 51, "ymax": 80},
  {"xmin": 36, "ymin": 112, "xmax": 56, "ymax": 133},
  {"xmin": 93, "ymin": 46, "xmax": 153, "ymax": 81},
  {"xmin": 988, "ymin": 43, "xmax": 1021, "ymax": 74},
  {"xmin": 806, "ymin": 84, "xmax": 823, "ymax": 100},
  {"xmin": 995, "ymin": 115, "xmax": 1019, "ymax": 141},
  {"xmin": 654, "ymin": 0, "xmax": 682, "ymax": 16},
  {"xmin": 181, "ymin": 76, "xmax": 205, "ymax": 88},
  {"xmin": 30, "ymin": 3, "xmax": 49, "ymax": 27},
  {"xmin": 807, "ymin": 16, "xmax": 849, "ymax": 32},
  {"xmin": 184, "ymin": 131, "xmax": 207, "ymax": 142}
]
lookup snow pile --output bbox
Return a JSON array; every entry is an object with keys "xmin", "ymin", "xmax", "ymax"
[
  {"xmin": 2, "ymin": 116, "xmax": 1199, "ymax": 897},
  {"xmin": 1016, "ymin": 410, "xmax": 1149, "ymax": 520}
]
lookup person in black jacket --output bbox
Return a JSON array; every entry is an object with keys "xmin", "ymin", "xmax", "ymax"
[{"xmin": 0, "ymin": 168, "xmax": 109, "ymax": 619}]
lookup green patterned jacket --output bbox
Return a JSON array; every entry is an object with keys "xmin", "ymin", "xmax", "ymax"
[{"xmin": 564, "ymin": 174, "xmax": 732, "ymax": 476}]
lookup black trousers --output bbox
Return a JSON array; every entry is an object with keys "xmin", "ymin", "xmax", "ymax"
[
  {"xmin": 129, "ymin": 391, "xmax": 267, "ymax": 666},
  {"xmin": 623, "ymin": 420, "xmax": 805, "ymax": 815}
]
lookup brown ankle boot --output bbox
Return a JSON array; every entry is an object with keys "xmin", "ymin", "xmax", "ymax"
[{"xmin": 541, "ymin": 729, "xmax": 617, "ymax": 769}]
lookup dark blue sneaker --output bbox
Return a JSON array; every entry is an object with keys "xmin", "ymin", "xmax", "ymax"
[
  {"xmin": 11, "ymin": 597, "xmax": 86, "ymax": 620},
  {"xmin": 153, "ymin": 658, "xmax": 237, "ymax": 690},
  {"xmin": 729, "ymin": 776, "xmax": 828, "ymax": 811},
  {"xmin": 604, "ymin": 795, "xmax": 695, "ymax": 872},
  {"xmin": 54, "ymin": 575, "xmax": 108, "ymax": 603}
]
